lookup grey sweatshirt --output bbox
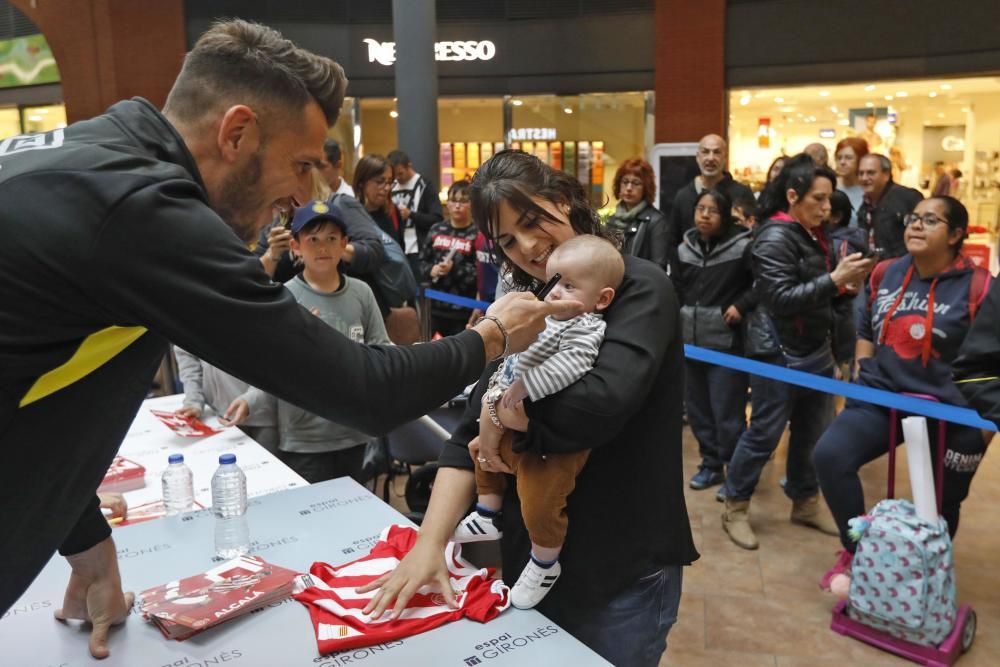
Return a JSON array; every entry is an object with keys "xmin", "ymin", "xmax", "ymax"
[{"xmin": 241, "ymin": 274, "xmax": 391, "ymax": 453}]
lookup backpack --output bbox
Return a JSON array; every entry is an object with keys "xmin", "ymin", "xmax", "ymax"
[
  {"xmin": 867, "ymin": 256, "xmax": 990, "ymax": 322},
  {"xmin": 327, "ymin": 194, "xmax": 418, "ymax": 308},
  {"xmin": 846, "ymin": 499, "xmax": 957, "ymax": 646}
]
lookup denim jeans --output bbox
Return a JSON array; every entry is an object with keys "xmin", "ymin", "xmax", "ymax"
[
  {"xmin": 814, "ymin": 400, "xmax": 988, "ymax": 551},
  {"xmin": 724, "ymin": 357, "xmax": 834, "ymax": 501},
  {"xmin": 543, "ymin": 565, "xmax": 683, "ymax": 667},
  {"xmin": 685, "ymin": 359, "xmax": 748, "ymax": 471}
]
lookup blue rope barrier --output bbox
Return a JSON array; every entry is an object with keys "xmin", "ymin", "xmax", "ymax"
[
  {"xmin": 422, "ymin": 288, "xmax": 491, "ymax": 311},
  {"xmin": 419, "ymin": 290, "xmax": 995, "ymax": 430},
  {"xmin": 685, "ymin": 345, "xmax": 995, "ymax": 431}
]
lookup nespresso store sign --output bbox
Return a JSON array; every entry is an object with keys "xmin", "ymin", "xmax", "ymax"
[
  {"xmin": 508, "ymin": 128, "xmax": 557, "ymax": 141},
  {"xmin": 364, "ymin": 38, "xmax": 497, "ymax": 66}
]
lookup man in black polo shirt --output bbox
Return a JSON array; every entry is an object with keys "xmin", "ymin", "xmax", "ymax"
[
  {"xmin": 857, "ymin": 153, "xmax": 923, "ymax": 258},
  {"xmin": 669, "ymin": 134, "xmax": 754, "ymax": 247}
]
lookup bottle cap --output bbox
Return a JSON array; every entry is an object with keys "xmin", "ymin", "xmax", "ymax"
[
  {"xmin": 219, "ymin": 453, "xmax": 237, "ymax": 465},
  {"xmin": 168, "ymin": 454, "xmax": 184, "ymax": 464}
]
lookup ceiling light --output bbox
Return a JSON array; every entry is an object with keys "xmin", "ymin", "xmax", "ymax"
[
  {"xmin": 937, "ymin": 112, "xmax": 945, "ymax": 118},
  {"xmin": 961, "ymin": 107, "xmax": 970, "ymax": 113},
  {"xmin": 774, "ymin": 97, "xmax": 784, "ymax": 103},
  {"xmin": 864, "ymin": 84, "xmax": 876, "ymax": 92},
  {"xmin": 837, "ymin": 113, "xmax": 845, "ymax": 118},
  {"xmin": 36, "ymin": 108, "xmax": 49, "ymax": 114},
  {"xmin": 511, "ymin": 99, "xmax": 523, "ymax": 106},
  {"xmin": 389, "ymin": 110, "xmax": 398, "ymax": 118},
  {"xmin": 884, "ymin": 95, "xmax": 894, "ymax": 101},
  {"xmin": 895, "ymin": 91, "xmax": 908, "ymax": 97},
  {"xmin": 739, "ymin": 95, "xmax": 751, "ymax": 106},
  {"xmin": 940, "ymin": 84, "xmax": 952, "ymax": 90},
  {"xmin": 928, "ymin": 92, "xmax": 938, "ymax": 98},
  {"xmin": 819, "ymin": 90, "xmax": 830, "ymax": 97},
  {"xmin": 865, "ymin": 102, "xmax": 874, "ymax": 108},
  {"xmin": 829, "ymin": 105, "xmax": 839, "ymax": 113},
  {"xmin": 563, "ymin": 107, "xmax": 573, "ymax": 114},
  {"xmin": 27, "ymin": 115, "xmax": 42, "ymax": 121},
  {"xmin": 779, "ymin": 106, "xmax": 795, "ymax": 113},
  {"xmin": 838, "ymin": 119, "xmax": 850, "ymax": 126}
]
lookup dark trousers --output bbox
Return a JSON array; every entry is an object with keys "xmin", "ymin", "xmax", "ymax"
[
  {"xmin": 813, "ymin": 400, "xmax": 988, "ymax": 551},
  {"xmin": 684, "ymin": 359, "xmax": 748, "ymax": 472},
  {"xmin": 725, "ymin": 357, "xmax": 834, "ymax": 501},
  {"xmin": 430, "ymin": 310, "xmax": 471, "ymax": 338},
  {"xmin": 277, "ymin": 443, "xmax": 367, "ymax": 485},
  {"xmin": 543, "ymin": 565, "xmax": 683, "ymax": 667}
]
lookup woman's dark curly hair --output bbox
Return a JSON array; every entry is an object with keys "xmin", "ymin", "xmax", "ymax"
[{"xmin": 470, "ymin": 149, "xmax": 617, "ymax": 291}]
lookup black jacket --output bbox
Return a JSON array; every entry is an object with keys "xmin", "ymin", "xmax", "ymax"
[
  {"xmin": 858, "ymin": 182, "xmax": 923, "ymax": 259},
  {"xmin": 669, "ymin": 173, "xmax": 754, "ymax": 247},
  {"xmin": 0, "ymin": 98, "xmax": 487, "ymax": 613},
  {"xmin": 393, "ymin": 175, "xmax": 444, "ymax": 253},
  {"xmin": 606, "ymin": 204, "xmax": 675, "ymax": 274},
  {"xmin": 954, "ymin": 275, "xmax": 1000, "ymax": 427},
  {"xmin": 749, "ymin": 214, "xmax": 838, "ymax": 357},
  {"xmin": 675, "ymin": 225, "xmax": 755, "ymax": 351},
  {"xmin": 439, "ymin": 256, "xmax": 699, "ymax": 611}
]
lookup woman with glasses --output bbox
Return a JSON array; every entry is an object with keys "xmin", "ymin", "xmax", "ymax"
[
  {"xmin": 605, "ymin": 158, "xmax": 674, "ymax": 274},
  {"xmin": 354, "ymin": 154, "xmax": 405, "ymax": 249},
  {"xmin": 814, "ymin": 196, "xmax": 992, "ymax": 589},
  {"xmin": 676, "ymin": 189, "xmax": 754, "ymax": 491},
  {"xmin": 420, "ymin": 180, "xmax": 480, "ymax": 336}
]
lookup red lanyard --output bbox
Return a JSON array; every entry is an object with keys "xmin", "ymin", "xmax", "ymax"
[{"xmin": 877, "ymin": 264, "xmax": 938, "ymax": 367}]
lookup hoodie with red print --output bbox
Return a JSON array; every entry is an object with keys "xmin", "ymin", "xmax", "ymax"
[{"xmin": 858, "ymin": 254, "xmax": 990, "ymax": 405}]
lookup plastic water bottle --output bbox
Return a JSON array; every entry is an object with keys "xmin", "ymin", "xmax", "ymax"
[
  {"xmin": 211, "ymin": 453, "xmax": 249, "ymax": 559},
  {"xmin": 161, "ymin": 454, "xmax": 194, "ymax": 516}
]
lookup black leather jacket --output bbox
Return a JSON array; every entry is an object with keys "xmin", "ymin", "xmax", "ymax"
[
  {"xmin": 607, "ymin": 204, "xmax": 675, "ymax": 275},
  {"xmin": 745, "ymin": 215, "xmax": 838, "ymax": 357}
]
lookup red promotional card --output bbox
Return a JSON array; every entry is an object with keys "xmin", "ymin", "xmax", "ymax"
[
  {"xmin": 113, "ymin": 499, "xmax": 205, "ymax": 527},
  {"xmin": 98, "ymin": 455, "xmax": 147, "ymax": 493},
  {"xmin": 140, "ymin": 555, "xmax": 300, "ymax": 640},
  {"xmin": 150, "ymin": 409, "xmax": 222, "ymax": 437}
]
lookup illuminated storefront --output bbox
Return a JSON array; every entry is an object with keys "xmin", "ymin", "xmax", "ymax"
[{"xmin": 728, "ymin": 76, "xmax": 1000, "ymax": 229}]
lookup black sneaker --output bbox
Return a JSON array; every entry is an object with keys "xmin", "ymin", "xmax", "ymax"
[{"xmin": 689, "ymin": 467, "xmax": 725, "ymax": 490}]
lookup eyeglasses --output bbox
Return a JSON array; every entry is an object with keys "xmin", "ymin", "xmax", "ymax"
[
  {"xmin": 903, "ymin": 213, "xmax": 948, "ymax": 228},
  {"xmin": 448, "ymin": 198, "xmax": 470, "ymax": 205},
  {"xmin": 369, "ymin": 177, "xmax": 392, "ymax": 189},
  {"xmin": 695, "ymin": 205, "xmax": 720, "ymax": 216},
  {"xmin": 620, "ymin": 178, "xmax": 643, "ymax": 188}
]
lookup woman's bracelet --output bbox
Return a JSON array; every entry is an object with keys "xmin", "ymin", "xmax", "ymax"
[{"xmin": 474, "ymin": 315, "xmax": 509, "ymax": 361}]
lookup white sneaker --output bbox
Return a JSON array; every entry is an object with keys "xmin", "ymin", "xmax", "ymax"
[
  {"xmin": 510, "ymin": 559, "xmax": 561, "ymax": 609},
  {"xmin": 453, "ymin": 511, "xmax": 502, "ymax": 543}
]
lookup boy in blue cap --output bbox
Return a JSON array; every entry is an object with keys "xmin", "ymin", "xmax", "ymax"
[{"xmin": 225, "ymin": 200, "xmax": 391, "ymax": 482}]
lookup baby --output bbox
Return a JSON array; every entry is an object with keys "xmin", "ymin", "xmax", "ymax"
[{"xmin": 453, "ymin": 235, "xmax": 624, "ymax": 609}]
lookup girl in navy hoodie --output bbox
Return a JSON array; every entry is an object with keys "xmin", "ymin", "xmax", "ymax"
[{"xmin": 814, "ymin": 196, "xmax": 992, "ymax": 589}]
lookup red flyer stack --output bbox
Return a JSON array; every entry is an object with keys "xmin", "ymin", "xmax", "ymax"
[
  {"xmin": 139, "ymin": 555, "xmax": 300, "ymax": 640},
  {"xmin": 97, "ymin": 455, "xmax": 146, "ymax": 493}
]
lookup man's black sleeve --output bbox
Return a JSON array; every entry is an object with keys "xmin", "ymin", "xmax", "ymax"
[
  {"xmin": 411, "ymin": 180, "xmax": 444, "ymax": 233},
  {"xmin": 57, "ymin": 496, "xmax": 110, "ymax": 556},
  {"xmin": 954, "ymin": 275, "xmax": 1000, "ymax": 428},
  {"xmin": 89, "ymin": 180, "xmax": 486, "ymax": 436},
  {"xmin": 335, "ymin": 195, "xmax": 386, "ymax": 276}
]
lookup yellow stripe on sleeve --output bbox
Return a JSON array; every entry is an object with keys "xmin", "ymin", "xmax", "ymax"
[{"xmin": 19, "ymin": 325, "xmax": 148, "ymax": 407}]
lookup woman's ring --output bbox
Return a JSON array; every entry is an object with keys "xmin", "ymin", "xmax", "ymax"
[{"xmin": 477, "ymin": 457, "xmax": 488, "ymax": 463}]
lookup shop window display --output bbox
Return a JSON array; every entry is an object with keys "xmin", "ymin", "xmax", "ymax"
[{"xmin": 728, "ymin": 77, "xmax": 1000, "ymax": 230}]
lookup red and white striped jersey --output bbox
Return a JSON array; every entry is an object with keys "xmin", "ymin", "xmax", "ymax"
[{"xmin": 293, "ymin": 525, "xmax": 510, "ymax": 653}]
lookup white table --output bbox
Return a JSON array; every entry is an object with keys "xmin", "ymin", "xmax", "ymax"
[
  {"xmin": 112, "ymin": 394, "xmax": 307, "ymax": 515},
  {"xmin": 0, "ymin": 479, "xmax": 609, "ymax": 666}
]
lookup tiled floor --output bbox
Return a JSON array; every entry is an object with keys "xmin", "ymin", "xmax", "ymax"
[
  {"xmin": 381, "ymin": 423, "xmax": 1000, "ymax": 665},
  {"xmin": 663, "ymin": 428, "xmax": 1000, "ymax": 666}
]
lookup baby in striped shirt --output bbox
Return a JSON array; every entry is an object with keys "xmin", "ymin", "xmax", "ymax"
[{"xmin": 454, "ymin": 235, "xmax": 624, "ymax": 609}]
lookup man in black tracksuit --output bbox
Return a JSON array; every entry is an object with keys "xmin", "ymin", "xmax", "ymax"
[{"xmin": 0, "ymin": 22, "xmax": 569, "ymax": 658}]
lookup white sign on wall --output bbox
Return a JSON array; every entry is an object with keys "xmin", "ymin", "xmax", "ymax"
[
  {"xmin": 363, "ymin": 39, "xmax": 497, "ymax": 66},
  {"xmin": 508, "ymin": 128, "xmax": 557, "ymax": 142}
]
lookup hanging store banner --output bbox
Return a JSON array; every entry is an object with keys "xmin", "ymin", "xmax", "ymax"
[{"xmin": 0, "ymin": 35, "xmax": 60, "ymax": 89}]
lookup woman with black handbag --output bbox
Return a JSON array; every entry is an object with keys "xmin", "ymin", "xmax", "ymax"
[{"xmin": 721, "ymin": 154, "xmax": 873, "ymax": 550}]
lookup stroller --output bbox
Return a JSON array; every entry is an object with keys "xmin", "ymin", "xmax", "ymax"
[{"xmin": 829, "ymin": 395, "xmax": 976, "ymax": 666}]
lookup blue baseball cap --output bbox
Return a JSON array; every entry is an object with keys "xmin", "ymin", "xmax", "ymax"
[{"xmin": 289, "ymin": 199, "xmax": 347, "ymax": 235}]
